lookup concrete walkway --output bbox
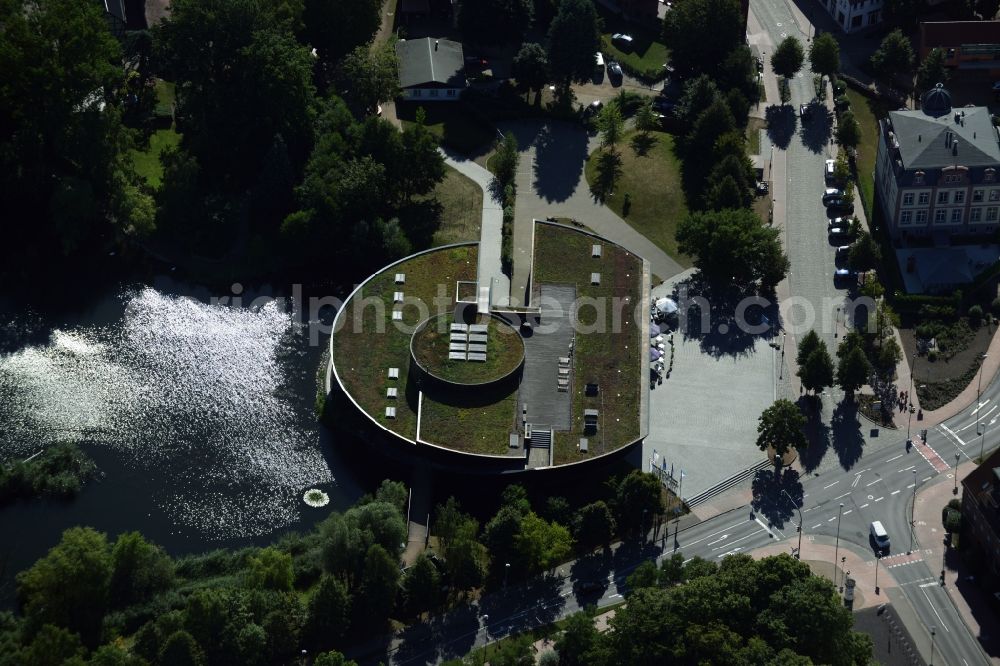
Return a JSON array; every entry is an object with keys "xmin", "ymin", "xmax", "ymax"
[
  {"xmin": 500, "ymin": 120, "xmax": 685, "ymax": 306},
  {"xmin": 438, "ymin": 147, "xmax": 510, "ymax": 307}
]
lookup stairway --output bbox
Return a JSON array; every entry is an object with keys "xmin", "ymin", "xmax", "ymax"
[{"xmin": 527, "ymin": 425, "xmax": 552, "ymax": 468}]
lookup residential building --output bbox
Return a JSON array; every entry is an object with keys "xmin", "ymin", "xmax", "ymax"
[
  {"xmin": 104, "ymin": 0, "xmax": 126, "ymax": 38},
  {"xmin": 818, "ymin": 0, "xmax": 883, "ymax": 33},
  {"xmin": 961, "ymin": 447, "xmax": 1000, "ymax": 583},
  {"xmin": 919, "ymin": 20, "xmax": 1000, "ymax": 75},
  {"xmin": 395, "ymin": 38, "xmax": 466, "ymax": 102},
  {"xmin": 876, "ymin": 84, "xmax": 1000, "ymax": 246}
]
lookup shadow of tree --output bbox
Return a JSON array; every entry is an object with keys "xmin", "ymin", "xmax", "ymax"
[
  {"xmin": 590, "ymin": 150, "xmax": 622, "ymax": 202},
  {"xmin": 531, "ymin": 121, "xmax": 590, "ymax": 204},
  {"xmin": 568, "ymin": 549, "xmax": 612, "ymax": 600},
  {"xmin": 765, "ymin": 104, "xmax": 797, "ymax": 150},
  {"xmin": 751, "ymin": 466, "xmax": 804, "ymax": 530},
  {"xmin": 610, "ymin": 537, "xmax": 662, "ymax": 583},
  {"xmin": 800, "ymin": 106, "xmax": 834, "ymax": 154},
  {"xmin": 670, "ymin": 275, "xmax": 781, "ymax": 359},
  {"xmin": 630, "ymin": 132, "xmax": 657, "ymax": 156},
  {"xmin": 799, "ymin": 396, "xmax": 831, "ymax": 473},
  {"xmin": 832, "ymin": 400, "xmax": 866, "ymax": 470},
  {"xmin": 477, "ymin": 571, "xmax": 566, "ymax": 644}
]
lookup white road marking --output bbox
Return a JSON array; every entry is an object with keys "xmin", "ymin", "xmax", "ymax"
[
  {"xmin": 907, "ymin": 483, "xmax": 915, "ymax": 489},
  {"xmin": 711, "ymin": 529, "xmax": 766, "ymax": 551},
  {"xmin": 866, "ymin": 479, "xmax": 881, "ymax": 487},
  {"xmin": 811, "ymin": 523, "xmax": 821, "ymax": 529},
  {"xmin": 835, "ymin": 492, "xmax": 851, "ymax": 500},
  {"xmin": 971, "ymin": 399, "xmax": 991, "ymax": 415},
  {"xmin": 891, "ymin": 490, "xmax": 901, "ymax": 495},
  {"xmin": 921, "ymin": 588, "xmax": 950, "ymax": 633},
  {"xmin": 923, "ymin": 476, "xmax": 932, "ymax": 482},
  {"xmin": 824, "ymin": 481, "xmax": 840, "ymax": 489},
  {"xmin": 685, "ymin": 522, "xmax": 745, "ymax": 547},
  {"xmin": 716, "ymin": 547, "xmax": 743, "ymax": 558},
  {"xmin": 919, "ymin": 582, "xmax": 938, "ymax": 588},
  {"xmin": 875, "ymin": 496, "xmax": 884, "ymax": 502},
  {"xmin": 828, "ymin": 516, "xmax": 837, "ymax": 522},
  {"xmin": 887, "ymin": 454, "xmax": 904, "ymax": 462},
  {"xmin": 852, "ymin": 475, "xmax": 863, "ymax": 488},
  {"xmin": 707, "ymin": 535, "xmax": 729, "ymax": 546},
  {"xmin": 842, "ymin": 509, "xmax": 852, "ymax": 515},
  {"xmin": 938, "ymin": 423, "xmax": 967, "ymax": 447},
  {"xmin": 756, "ymin": 517, "xmax": 784, "ymax": 539},
  {"xmin": 898, "ymin": 465, "xmax": 917, "ymax": 473},
  {"xmin": 860, "ymin": 503, "xmax": 869, "ymax": 508}
]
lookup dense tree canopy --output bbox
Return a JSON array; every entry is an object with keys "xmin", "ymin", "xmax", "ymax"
[
  {"xmin": 460, "ymin": 0, "xmax": 534, "ymax": 46},
  {"xmin": 871, "ymin": 30, "xmax": 915, "ymax": 92},
  {"xmin": 916, "ymin": 47, "xmax": 949, "ymax": 96},
  {"xmin": 756, "ymin": 400, "xmax": 808, "ymax": 460},
  {"xmin": 676, "ymin": 208, "xmax": 789, "ymax": 289},
  {"xmin": 546, "ymin": 0, "xmax": 600, "ymax": 87},
  {"xmin": 771, "ymin": 36, "xmax": 805, "ymax": 80},
  {"xmin": 809, "ymin": 33, "xmax": 840, "ymax": 79},
  {"xmin": 303, "ymin": 0, "xmax": 381, "ymax": 64},
  {"xmin": 512, "ymin": 42, "xmax": 550, "ymax": 95},
  {"xmin": 662, "ymin": 0, "xmax": 745, "ymax": 78}
]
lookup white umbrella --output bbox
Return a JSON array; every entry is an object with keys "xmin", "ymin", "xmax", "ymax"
[{"xmin": 654, "ymin": 297, "xmax": 678, "ymax": 315}]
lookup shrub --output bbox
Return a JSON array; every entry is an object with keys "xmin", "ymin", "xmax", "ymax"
[
  {"xmin": 833, "ymin": 79, "xmax": 847, "ymax": 95},
  {"xmin": 944, "ymin": 508, "xmax": 962, "ymax": 533},
  {"xmin": 928, "ymin": 349, "xmax": 938, "ymax": 362},
  {"xmin": 992, "ymin": 298, "xmax": 1000, "ymax": 317},
  {"xmin": 969, "ymin": 304, "xmax": 983, "ymax": 325}
]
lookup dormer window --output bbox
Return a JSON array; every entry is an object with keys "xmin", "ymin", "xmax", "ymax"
[
  {"xmin": 987, "ymin": 168, "xmax": 996, "ymax": 183},
  {"xmin": 914, "ymin": 171, "xmax": 925, "ymax": 185}
]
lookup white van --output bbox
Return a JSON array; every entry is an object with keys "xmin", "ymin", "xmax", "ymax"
[
  {"xmin": 595, "ymin": 52, "xmax": 605, "ymax": 74},
  {"xmin": 825, "ymin": 159, "xmax": 836, "ymax": 182},
  {"xmin": 870, "ymin": 521, "xmax": 890, "ymax": 552}
]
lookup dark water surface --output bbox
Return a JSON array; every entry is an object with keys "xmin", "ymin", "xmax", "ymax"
[{"xmin": 0, "ymin": 277, "xmax": 370, "ymax": 602}]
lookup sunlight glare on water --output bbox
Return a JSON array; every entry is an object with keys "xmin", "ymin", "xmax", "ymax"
[{"xmin": 0, "ymin": 287, "xmax": 333, "ymax": 539}]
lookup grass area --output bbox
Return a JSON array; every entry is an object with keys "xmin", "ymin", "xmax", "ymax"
[
  {"xmin": 584, "ymin": 130, "xmax": 691, "ymax": 265},
  {"xmin": 331, "ymin": 245, "xmax": 479, "ymax": 439},
  {"xmin": 427, "ymin": 165, "xmax": 483, "ymax": 246},
  {"xmin": 154, "ymin": 79, "xmax": 175, "ymax": 116},
  {"xmin": 533, "ymin": 224, "xmax": 643, "ymax": 464},
  {"xmin": 746, "ymin": 117, "xmax": 766, "ymax": 155},
  {"xmin": 844, "ymin": 88, "xmax": 888, "ymax": 216},
  {"xmin": 396, "ymin": 101, "xmax": 496, "ymax": 155},
  {"xmin": 418, "ymin": 384, "xmax": 519, "ymax": 454},
  {"xmin": 412, "ymin": 314, "xmax": 524, "ymax": 384},
  {"xmin": 131, "ymin": 128, "xmax": 181, "ymax": 189},
  {"xmin": 597, "ymin": 6, "xmax": 669, "ymax": 81}
]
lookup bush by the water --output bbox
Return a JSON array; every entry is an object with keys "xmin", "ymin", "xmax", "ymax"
[{"xmin": 0, "ymin": 442, "xmax": 96, "ymax": 503}]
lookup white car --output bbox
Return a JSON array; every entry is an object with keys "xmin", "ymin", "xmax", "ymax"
[{"xmin": 825, "ymin": 159, "xmax": 835, "ymax": 181}]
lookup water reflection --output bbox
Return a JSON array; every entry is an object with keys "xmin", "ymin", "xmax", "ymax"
[{"xmin": 0, "ymin": 286, "xmax": 334, "ymax": 539}]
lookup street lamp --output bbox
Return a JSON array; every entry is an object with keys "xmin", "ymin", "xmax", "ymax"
[
  {"xmin": 833, "ymin": 503, "xmax": 844, "ymax": 586},
  {"xmin": 782, "ymin": 489, "xmax": 803, "ymax": 559},
  {"xmin": 480, "ymin": 614, "xmax": 490, "ymax": 666},
  {"xmin": 875, "ymin": 553, "xmax": 881, "ymax": 595},
  {"xmin": 906, "ymin": 353, "xmax": 917, "ymax": 445},
  {"xmin": 909, "ymin": 470, "xmax": 917, "ymax": 554},
  {"xmin": 929, "ymin": 625, "xmax": 936, "ymax": 665},
  {"xmin": 954, "ymin": 453, "xmax": 961, "ymax": 495},
  {"xmin": 504, "ymin": 562, "xmax": 510, "ymax": 588}
]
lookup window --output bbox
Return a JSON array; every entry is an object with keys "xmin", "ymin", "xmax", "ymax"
[
  {"xmin": 986, "ymin": 168, "xmax": 996, "ymax": 182},
  {"xmin": 915, "ymin": 171, "xmax": 926, "ymax": 184},
  {"xmin": 974, "ymin": 190, "xmax": 984, "ymax": 202},
  {"xmin": 935, "ymin": 209, "xmax": 947, "ymax": 223},
  {"xmin": 937, "ymin": 191, "xmax": 949, "ymax": 204},
  {"xmin": 429, "ymin": 89, "xmax": 439, "ymax": 97},
  {"xmin": 951, "ymin": 209, "xmax": 963, "ymax": 223},
  {"xmin": 954, "ymin": 190, "xmax": 965, "ymax": 204},
  {"xmin": 991, "ymin": 190, "xmax": 1000, "ymax": 202},
  {"xmin": 900, "ymin": 211, "xmax": 913, "ymax": 225},
  {"xmin": 989, "ymin": 207, "xmax": 999, "ymax": 221},
  {"xmin": 972, "ymin": 208, "xmax": 983, "ymax": 222},
  {"xmin": 918, "ymin": 192, "xmax": 930, "ymax": 205},
  {"xmin": 944, "ymin": 174, "xmax": 961, "ymax": 184},
  {"xmin": 446, "ymin": 89, "xmax": 456, "ymax": 97},
  {"xmin": 903, "ymin": 193, "xmax": 914, "ymax": 206},
  {"xmin": 916, "ymin": 210, "xmax": 928, "ymax": 223}
]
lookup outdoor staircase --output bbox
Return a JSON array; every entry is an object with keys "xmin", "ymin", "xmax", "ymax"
[{"xmin": 526, "ymin": 425, "xmax": 552, "ymax": 468}]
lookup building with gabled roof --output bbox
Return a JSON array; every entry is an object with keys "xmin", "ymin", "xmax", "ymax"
[{"xmin": 395, "ymin": 37, "xmax": 466, "ymax": 102}]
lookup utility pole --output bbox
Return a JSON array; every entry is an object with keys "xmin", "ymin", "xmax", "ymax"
[
  {"xmin": 782, "ymin": 489, "xmax": 803, "ymax": 559},
  {"xmin": 977, "ymin": 353, "xmax": 988, "ymax": 462},
  {"xmin": 480, "ymin": 614, "xmax": 490, "ymax": 666},
  {"xmin": 929, "ymin": 626, "xmax": 936, "ymax": 665},
  {"xmin": 833, "ymin": 503, "xmax": 844, "ymax": 586},
  {"xmin": 909, "ymin": 470, "xmax": 917, "ymax": 554},
  {"xmin": 954, "ymin": 453, "xmax": 961, "ymax": 495},
  {"xmin": 875, "ymin": 553, "xmax": 881, "ymax": 595},
  {"xmin": 906, "ymin": 353, "xmax": 916, "ymax": 445}
]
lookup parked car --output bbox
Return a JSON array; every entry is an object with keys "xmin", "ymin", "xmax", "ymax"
[
  {"xmin": 827, "ymin": 216, "xmax": 850, "ymax": 229},
  {"xmin": 825, "ymin": 159, "xmax": 836, "ymax": 181},
  {"xmin": 595, "ymin": 52, "xmax": 605, "ymax": 73},
  {"xmin": 799, "ymin": 103, "xmax": 813, "ymax": 120},
  {"xmin": 465, "ymin": 55, "xmax": 489, "ymax": 68},
  {"xmin": 822, "ymin": 188, "xmax": 844, "ymax": 204},
  {"xmin": 834, "ymin": 267, "xmax": 858, "ymax": 285},
  {"xmin": 608, "ymin": 61, "xmax": 623, "ymax": 78},
  {"xmin": 612, "ymin": 33, "xmax": 634, "ymax": 49},
  {"xmin": 870, "ymin": 521, "xmax": 891, "ymax": 554},
  {"xmin": 573, "ymin": 580, "xmax": 604, "ymax": 595},
  {"xmin": 826, "ymin": 198, "xmax": 854, "ymax": 213},
  {"xmin": 835, "ymin": 245, "xmax": 852, "ymax": 262},
  {"xmin": 583, "ymin": 99, "xmax": 603, "ymax": 118},
  {"xmin": 829, "ymin": 226, "xmax": 853, "ymax": 240},
  {"xmin": 652, "ymin": 97, "xmax": 675, "ymax": 112}
]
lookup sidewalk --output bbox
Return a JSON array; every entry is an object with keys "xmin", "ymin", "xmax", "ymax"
[{"xmin": 913, "ymin": 463, "xmax": 1000, "ymax": 662}]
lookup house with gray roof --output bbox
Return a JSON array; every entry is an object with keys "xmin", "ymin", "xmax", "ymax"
[
  {"xmin": 395, "ymin": 38, "xmax": 466, "ymax": 102},
  {"xmin": 877, "ymin": 84, "xmax": 1000, "ymax": 247}
]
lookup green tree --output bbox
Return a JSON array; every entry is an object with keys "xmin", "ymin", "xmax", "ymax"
[
  {"xmin": 809, "ymin": 32, "xmax": 840, "ymax": 79},
  {"xmin": 756, "ymin": 399, "xmax": 808, "ymax": 460},
  {"xmin": 674, "ymin": 75, "xmax": 722, "ymax": 126},
  {"xmin": 837, "ymin": 111, "xmax": 862, "ymax": 151},
  {"xmin": 597, "ymin": 102, "xmax": 626, "ymax": 155},
  {"xmin": 916, "ymin": 47, "xmax": 949, "ymax": 96},
  {"xmin": 796, "ymin": 330, "xmax": 822, "ymax": 370},
  {"xmin": 374, "ymin": 479, "xmax": 409, "ymax": 515},
  {"xmin": 871, "ymin": 29, "xmax": 915, "ymax": 93},
  {"xmin": 546, "ymin": 0, "xmax": 600, "ymax": 88},
  {"xmin": 321, "ymin": 501, "xmax": 407, "ymax": 583},
  {"xmin": 433, "ymin": 497, "xmax": 475, "ymax": 554},
  {"xmin": 87, "ymin": 643, "xmax": 149, "ymax": 666},
  {"xmin": 659, "ymin": 552, "xmax": 686, "ymax": 586},
  {"xmin": 799, "ymin": 344, "xmax": 835, "ymax": 395},
  {"xmin": 16, "ymin": 527, "xmax": 112, "ymax": 646},
  {"xmin": 357, "ymin": 545, "xmax": 400, "ymax": 631},
  {"xmin": 483, "ymin": 504, "xmax": 524, "ymax": 569},
  {"xmin": 314, "ymin": 652, "xmax": 359, "ymax": 666},
  {"xmin": 183, "ymin": 590, "xmax": 229, "ymax": 663},
  {"xmin": 109, "ymin": 532, "xmax": 175, "ymax": 608},
  {"xmin": 403, "ymin": 554, "xmax": 443, "ymax": 615},
  {"xmin": 555, "ymin": 611, "xmax": 601, "ymax": 666},
  {"xmin": 400, "ymin": 108, "xmax": 446, "ymax": 202},
  {"xmin": 702, "ymin": 176, "xmax": 745, "ymax": 211},
  {"xmin": 833, "ymin": 153, "xmax": 851, "ymax": 185},
  {"xmin": 675, "ymin": 208, "xmax": 789, "ymax": 289},
  {"xmin": 304, "ymin": 575, "xmax": 351, "ymax": 650},
  {"xmin": 17, "ymin": 624, "xmax": 86, "ymax": 666},
  {"xmin": 662, "ymin": 0, "xmax": 745, "ymax": 78},
  {"xmin": 514, "ymin": 512, "xmax": 574, "ymax": 573},
  {"xmin": 445, "ymin": 532, "xmax": 488, "ymax": 592},
  {"xmin": 303, "ymin": 0, "xmax": 380, "ymax": 64},
  {"xmin": 245, "ymin": 547, "xmax": 294, "ymax": 591},
  {"xmin": 848, "ymin": 229, "xmax": 881, "ymax": 271},
  {"xmin": 876, "ymin": 335, "xmax": 903, "ymax": 374},
  {"xmin": 771, "ymin": 36, "xmax": 805, "ymax": 81},
  {"xmin": 493, "ymin": 132, "xmax": 521, "ymax": 193},
  {"xmin": 704, "ymin": 152, "xmax": 754, "ymax": 210},
  {"xmin": 339, "ymin": 42, "xmax": 399, "ymax": 116},
  {"xmin": 235, "ymin": 623, "xmax": 268, "ymax": 666},
  {"xmin": 626, "ymin": 561, "xmax": 660, "ymax": 594},
  {"xmin": 615, "ymin": 471, "xmax": 665, "ymax": 534},
  {"xmin": 512, "ymin": 42, "xmax": 550, "ymax": 97},
  {"xmin": 634, "ymin": 101, "xmax": 659, "ymax": 141},
  {"xmin": 501, "ymin": 484, "xmax": 532, "ymax": 514},
  {"xmin": 159, "ymin": 630, "xmax": 205, "ymax": 666},
  {"xmin": 837, "ymin": 345, "xmax": 871, "ymax": 399},
  {"xmin": 574, "ymin": 501, "xmax": 616, "ymax": 549},
  {"xmin": 460, "ymin": 0, "xmax": 534, "ymax": 46}
]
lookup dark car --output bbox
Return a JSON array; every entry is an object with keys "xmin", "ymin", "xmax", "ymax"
[
  {"xmin": 834, "ymin": 268, "xmax": 858, "ymax": 285},
  {"xmin": 573, "ymin": 580, "xmax": 604, "ymax": 595},
  {"xmin": 464, "ymin": 56, "xmax": 489, "ymax": 68},
  {"xmin": 822, "ymin": 188, "xmax": 844, "ymax": 204},
  {"xmin": 799, "ymin": 103, "xmax": 813, "ymax": 120},
  {"xmin": 826, "ymin": 198, "xmax": 854, "ymax": 213},
  {"xmin": 835, "ymin": 245, "xmax": 852, "ymax": 262},
  {"xmin": 582, "ymin": 99, "xmax": 603, "ymax": 118},
  {"xmin": 612, "ymin": 33, "xmax": 634, "ymax": 50},
  {"xmin": 829, "ymin": 226, "xmax": 854, "ymax": 241},
  {"xmin": 608, "ymin": 61, "xmax": 623, "ymax": 78}
]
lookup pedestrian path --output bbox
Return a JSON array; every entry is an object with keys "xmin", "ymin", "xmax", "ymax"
[{"xmin": 438, "ymin": 147, "xmax": 510, "ymax": 308}]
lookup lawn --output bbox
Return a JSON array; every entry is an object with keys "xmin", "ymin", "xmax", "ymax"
[
  {"xmin": 131, "ymin": 128, "xmax": 181, "ymax": 189},
  {"xmin": 427, "ymin": 165, "xmax": 484, "ymax": 246},
  {"xmin": 845, "ymin": 88, "xmax": 888, "ymax": 217},
  {"xmin": 418, "ymin": 385, "xmax": 519, "ymax": 454},
  {"xmin": 412, "ymin": 314, "xmax": 524, "ymax": 384},
  {"xmin": 331, "ymin": 245, "xmax": 479, "ymax": 440},
  {"xmin": 746, "ymin": 117, "xmax": 767, "ymax": 155},
  {"xmin": 584, "ymin": 129, "xmax": 691, "ymax": 265},
  {"xmin": 396, "ymin": 100, "xmax": 496, "ymax": 155},
  {"xmin": 597, "ymin": 6, "xmax": 670, "ymax": 81},
  {"xmin": 533, "ymin": 223, "xmax": 643, "ymax": 465}
]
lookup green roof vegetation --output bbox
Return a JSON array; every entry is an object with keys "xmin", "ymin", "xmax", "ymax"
[
  {"xmin": 418, "ymin": 384, "xmax": 519, "ymax": 454},
  {"xmin": 332, "ymin": 245, "xmax": 478, "ymax": 439},
  {"xmin": 533, "ymin": 224, "xmax": 643, "ymax": 464},
  {"xmin": 412, "ymin": 314, "xmax": 524, "ymax": 385}
]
